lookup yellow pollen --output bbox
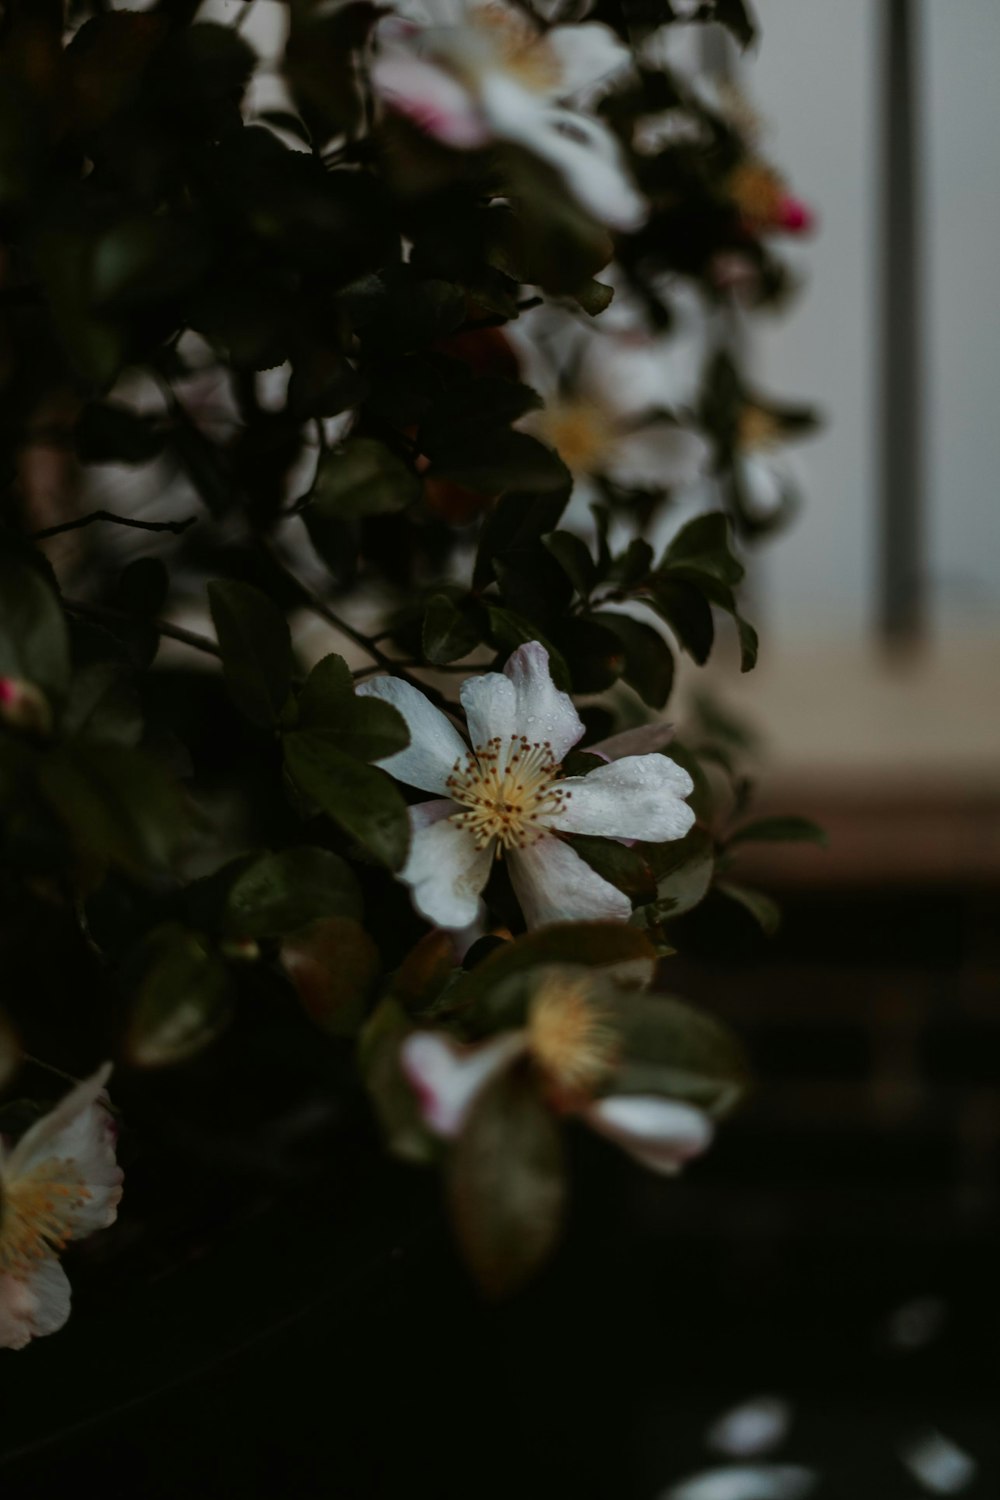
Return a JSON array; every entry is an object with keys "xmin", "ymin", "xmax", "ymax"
[
  {"xmin": 727, "ymin": 160, "xmax": 786, "ymax": 226},
  {"xmin": 737, "ymin": 402, "xmax": 783, "ymax": 452},
  {"xmin": 533, "ymin": 400, "xmax": 617, "ymax": 475},
  {"xmin": 527, "ymin": 973, "xmax": 618, "ymax": 1095},
  {"xmin": 447, "ymin": 734, "xmax": 569, "ymax": 852},
  {"xmin": 0, "ymin": 1160, "xmax": 91, "ymax": 1278},
  {"xmin": 469, "ymin": 5, "xmax": 561, "ymax": 91}
]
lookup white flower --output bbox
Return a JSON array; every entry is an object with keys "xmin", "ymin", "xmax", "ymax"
[
  {"xmin": 371, "ymin": 0, "xmax": 645, "ymax": 230},
  {"xmin": 508, "ymin": 301, "xmax": 711, "ymax": 525},
  {"xmin": 401, "ymin": 1024, "xmax": 714, "ymax": 1175},
  {"xmin": 0, "ymin": 1065, "xmax": 123, "ymax": 1351},
  {"xmin": 359, "ymin": 641, "xmax": 694, "ymax": 930}
]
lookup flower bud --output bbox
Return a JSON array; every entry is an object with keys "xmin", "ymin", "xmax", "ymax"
[{"xmin": 0, "ymin": 678, "xmax": 53, "ymax": 737}]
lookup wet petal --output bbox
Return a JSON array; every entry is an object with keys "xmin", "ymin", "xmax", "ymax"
[
  {"xmin": 508, "ymin": 834, "xmax": 631, "ymax": 928},
  {"xmin": 584, "ymin": 1094, "xmax": 713, "ymax": 1174},
  {"xmin": 400, "ymin": 808, "xmax": 493, "ymax": 929},
  {"xmin": 6, "ymin": 1065, "xmax": 123, "ymax": 1238},
  {"xmin": 357, "ymin": 676, "xmax": 469, "ymax": 795},
  {"xmin": 460, "ymin": 670, "xmax": 517, "ymax": 755},
  {"xmin": 551, "ymin": 754, "xmax": 694, "ymax": 841},
  {"xmin": 502, "ymin": 642, "xmax": 584, "ymax": 762},
  {"xmin": 401, "ymin": 1031, "xmax": 526, "ymax": 1138}
]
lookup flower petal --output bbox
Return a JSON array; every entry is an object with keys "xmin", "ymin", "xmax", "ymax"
[
  {"xmin": 5, "ymin": 1064, "xmax": 123, "ymax": 1238},
  {"xmin": 507, "ymin": 834, "xmax": 631, "ymax": 927},
  {"xmin": 401, "ymin": 1030, "xmax": 526, "ymax": 1138},
  {"xmin": 662, "ymin": 1464, "xmax": 818, "ymax": 1500},
  {"xmin": 372, "ymin": 53, "xmax": 491, "ymax": 148},
  {"xmin": 584, "ymin": 1094, "xmax": 713, "ymax": 1174},
  {"xmin": 604, "ymin": 423, "xmax": 710, "ymax": 490},
  {"xmin": 401, "ymin": 806, "xmax": 493, "ymax": 929},
  {"xmin": 0, "ymin": 1259, "xmax": 72, "ymax": 1350},
  {"xmin": 481, "ymin": 75, "xmax": 645, "ymax": 231},
  {"xmin": 460, "ymin": 669, "xmax": 517, "ymax": 754},
  {"xmin": 551, "ymin": 754, "xmax": 694, "ymax": 842},
  {"xmin": 588, "ymin": 721, "xmax": 677, "ymax": 760},
  {"xmin": 357, "ymin": 676, "xmax": 469, "ymax": 795},
  {"xmin": 502, "ymin": 642, "xmax": 584, "ymax": 762},
  {"xmin": 547, "ymin": 23, "xmax": 631, "ymax": 99}
]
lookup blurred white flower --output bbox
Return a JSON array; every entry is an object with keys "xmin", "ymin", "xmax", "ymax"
[
  {"xmin": 661, "ymin": 1466, "xmax": 817, "ymax": 1500},
  {"xmin": 371, "ymin": 0, "xmax": 645, "ymax": 229},
  {"xmin": 898, "ymin": 1430, "xmax": 977, "ymax": 1496},
  {"xmin": 706, "ymin": 1396, "xmax": 792, "ymax": 1459},
  {"xmin": 402, "ymin": 972, "xmax": 714, "ymax": 1173},
  {"xmin": 0, "ymin": 1066, "xmax": 123, "ymax": 1351},
  {"xmin": 359, "ymin": 641, "xmax": 694, "ymax": 929}
]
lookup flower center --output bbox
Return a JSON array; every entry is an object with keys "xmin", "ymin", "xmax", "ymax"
[
  {"xmin": 727, "ymin": 160, "xmax": 786, "ymax": 226},
  {"xmin": 533, "ymin": 400, "xmax": 617, "ymax": 475},
  {"xmin": 527, "ymin": 973, "xmax": 618, "ymax": 1095},
  {"xmin": 738, "ymin": 402, "xmax": 782, "ymax": 451},
  {"xmin": 469, "ymin": 5, "xmax": 561, "ymax": 92},
  {"xmin": 447, "ymin": 734, "xmax": 569, "ymax": 851},
  {"xmin": 0, "ymin": 1160, "xmax": 91, "ymax": 1277}
]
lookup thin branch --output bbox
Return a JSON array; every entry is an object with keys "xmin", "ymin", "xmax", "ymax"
[
  {"xmin": 32, "ymin": 510, "xmax": 197, "ymax": 542},
  {"xmin": 63, "ymin": 598, "xmax": 221, "ymax": 659}
]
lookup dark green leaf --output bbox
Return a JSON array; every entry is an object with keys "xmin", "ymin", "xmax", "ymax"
[
  {"xmin": 660, "ymin": 512, "xmax": 744, "ymax": 587},
  {"xmin": 542, "ymin": 531, "xmax": 597, "ymax": 599},
  {"xmin": 0, "ymin": 546, "xmax": 70, "ymax": 700},
  {"xmin": 593, "ymin": 612, "xmax": 674, "ymax": 709},
  {"xmin": 727, "ymin": 815, "xmax": 828, "ymax": 849},
  {"xmin": 61, "ymin": 660, "xmax": 142, "ymax": 747},
  {"xmin": 566, "ymin": 834, "xmax": 657, "ymax": 904},
  {"xmin": 208, "ymin": 580, "xmax": 292, "ymax": 728},
  {"xmin": 310, "ymin": 437, "xmax": 420, "ymax": 520},
  {"xmin": 35, "ymin": 743, "xmax": 187, "ymax": 878},
  {"xmin": 296, "ymin": 653, "xmax": 354, "ymax": 729},
  {"xmin": 283, "ymin": 731, "xmax": 410, "ymax": 870},
  {"xmin": 611, "ymin": 992, "xmax": 749, "ymax": 1113},
  {"xmin": 422, "ymin": 594, "xmax": 482, "ymax": 665},
  {"xmin": 428, "ymin": 429, "xmax": 571, "ymax": 497},
  {"xmin": 645, "ymin": 578, "xmax": 714, "ymax": 664},
  {"xmin": 281, "ymin": 916, "xmax": 380, "ymax": 1037},
  {"xmin": 641, "ymin": 824, "xmax": 715, "ymax": 918},
  {"xmin": 448, "ymin": 1064, "xmax": 566, "ymax": 1296},
  {"xmin": 717, "ymin": 880, "xmax": 782, "ymax": 935},
  {"xmin": 225, "ymin": 847, "xmax": 362, "ymax": 940},
  {"xmin": 126, "ymin": 924, "xmax": 234, "ymax": 1068}
]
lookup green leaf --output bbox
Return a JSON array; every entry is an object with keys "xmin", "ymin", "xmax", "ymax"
[
  {"xmin": 61, "ymin": 659, "xmax": 143, "ymax": 747},
  {"xmin": 593, "ymin": 612, "xmax": 674, "ymax": 709},
  {"xmin": 447, "ymin": 1064, "xmax": 566, "ymax": 1296},
  {"xmin": 427, "ymin": 429, "xmax": 571, "ymax": 497},
  {"xmin": 542, "ymin": 531, "xmax": 597, "ymax": 600},
  {"xmin": 717, "ymin": 880, "xmax": 782, "ymax": 935},
  {"xmin": 660, "ymin": 512, "xmax": 744, "ymax": 588},
  {"xmin": 301, "ymin": 700, "xmax": 409, "ymax": 763},
  {"xmin": 0, "ymin": 546, "xmax": 70, "ymax": 700},
  {"xmin": 422, "ymin": 594, "xmax": 482, "ymax": 665},
  {"xmin": 572, "ymin": 278, "xmax": 614, "ymax": 316},
  {"xmin": 727, "ymin": 815, "xmax": 828, "ymax": 849},
  {"xmin": 554, "ymin": 616, "xmax": 625, "ymax": 694},
  {"xmin": 451, "ymin": 923, "xmax": 657, "ymax": 1010},
  {"xmin": 225, "ymin": 846, "xmax": 362, "ymax": 940},
  {"xmin": 486, "ymin": 607, "xmax": 571, "ymax": 691},
  {"xmin": 90, "ymin": 215, "xmax": 210, "ymax": 312},
  {"xmin": 281, "ymin": 916, "xmax": 380, "ymax": 1037},
  {"xmin": 566, "ymin": 834, "xmax": 657, "ymax": 904},
  {"xmin": 295, "ymin": 652, "xmax": 354, "ymax": 728},
  {"xmin": 360, "ymin": 998, "xmax": 436, "ymax": 1163},
  {"xmin": 310, "ymin": 438, "xmax": 420, "ymax": 521},
  {"xmin": 611, "ymin": 992, "xmax": 749, "ymax": 1114},
  {"xmin": 283, "ymin": 730, "xmax": 411, "ymax": 870},
  {"xmin": 641, "ymin": 824, "xmax": 715, "ymax": 918},
  {"xmin": 645, "ymin": 578, "xmax": 714, "ymax": 665},
  {"xmin": 35, "ymin": 744, "xmax": 187, "ymax": 879},
  {"xmin": 126, "ymin": 924, "xmax": 234, "ymax": 1069},
  {"xmin": 714, "ymin": 0, "xmax": 758, "ymax": 49},
  {"xmin": 208, "ymin": 580, "xmax": 292, "ymax": 728}
]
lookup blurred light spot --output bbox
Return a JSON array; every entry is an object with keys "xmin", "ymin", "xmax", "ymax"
[
  {"xmin": 899, "ymin": 1430, "xmax": 977, "ymax": 1495},
  {"xmin": 706, "ymin": 1396, "xmax": 792, "ymax": 1458},
  {"xmin": 662, "ymin": 1465, "xmax": 817, "ymax": 1500},
  {"xmin": 884, "ymin": 1297, "xmax": 949, "ymax": 1351}
]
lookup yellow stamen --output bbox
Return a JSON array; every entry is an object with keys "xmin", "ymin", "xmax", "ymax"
[
  {"xmin": 447, "ymin": 734, "xmax": 570, "ymax": 852},
  {"xmin": 737, "ymin": 402, "xmax": 783, "ymax": 452},
  {"xmin": 527, "ymin": 972, "xmax": 618, "ymax": 1095},
  {"xmin": 0, "ymin": 1160, "xmax": 91, "ymax": 1277},
  {"xmin": 727, "ymin": 160, "xmax": 786, "ymax": 227},
  {"xmin": 533, "ymin": 400, "xmax": 617, "ymax": 475}
]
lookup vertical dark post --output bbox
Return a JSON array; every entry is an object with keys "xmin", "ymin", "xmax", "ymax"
[{"xmin": 879, "ymin": 0, "xmax": 925, "ymax": 644}]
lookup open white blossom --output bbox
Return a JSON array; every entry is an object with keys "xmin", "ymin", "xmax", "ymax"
[
  {"xmin": 0, "ymin": 1065, "xmax": 123, "ymax": 1351},
  {"xmin": 402, "ymin": 1023, "xmax": 713, "ymax": 1175},
  {"xmin": 371, "ymin": 0, "xmax": 645, "ymax": 230},
  {"xmin": 359, "ymin": 642, "xmax": 694, "ymax": 930}
]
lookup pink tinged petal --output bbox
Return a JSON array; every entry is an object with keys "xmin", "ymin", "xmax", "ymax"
[
  {"xmin": 459, "ymin": 670, "xmax": 517, "ymax": 754},
  {"xmin": 400, "ymin": 808, "xmax": 494, "ymax": 930},
  {"xmin": 507, "ymin": 834, "xmax": 631, "ymax": 928},
  {"xmin": 551, "ymin": 753, "xmax": 695, "ymax": 842},
  {"xmin": 588, "ymin": 721, "xmax": 676, "ymax": 760},
  {"xmin": 5, "ymin": 1065, "xmax": 123, "ymax": 1240},
  {"xmin": 401, "ymin": 1031, "xmax": 527, "ymax": 1138},
  {"xmin": 546, "ymin": 23, "xmax": 631, "ymax": 98},
  {"xmin": 584, "ymin": 1094, "xmax": 713, "ymax": 1174},
  {"xmin": 371, "ymin": 54, "xmax": 490, "ymax": 148},
  {"xmin": 603, "ymin": 423, "xmax": 711, "ymax": 491},
  {"xmin": 0, "ymin": 1259, "xmax": 72, "ymax": 1350},
  {"xmin": 357, "ymin": 676, "xmax": 469, "ymax": 795},
  {"xmin": 502, "ymin": 642, "xmax": 584, "ymax": 762}
]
